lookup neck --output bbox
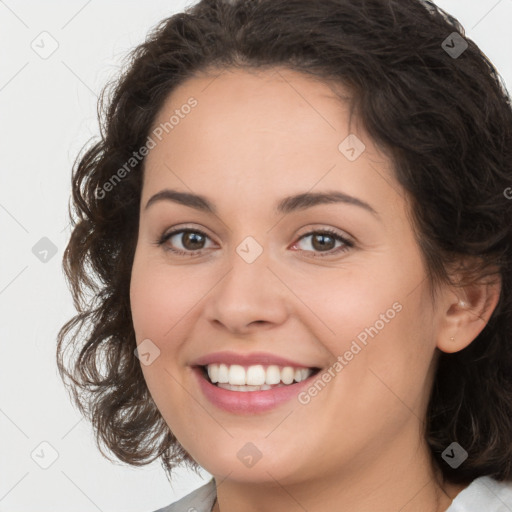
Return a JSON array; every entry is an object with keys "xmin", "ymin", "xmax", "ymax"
[{"xmin": 211, "ymin": 427, "xmax": 467, "ymax": 512}]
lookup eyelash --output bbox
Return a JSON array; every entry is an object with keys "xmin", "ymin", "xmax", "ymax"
[{"xmin": 155, "ymin": 226, "xmax": 354, "ymax": 258}]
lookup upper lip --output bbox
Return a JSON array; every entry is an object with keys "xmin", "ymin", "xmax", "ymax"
[{"xmin": 191, "ymin": 351, "xmax": 319, "ymax": 369}]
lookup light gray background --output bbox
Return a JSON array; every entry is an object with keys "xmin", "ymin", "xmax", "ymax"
[{"xmin": 1, "ymin": 1, "xmax": 511, "ymax": 511}]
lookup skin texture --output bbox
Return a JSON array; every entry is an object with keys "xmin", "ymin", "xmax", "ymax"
[{"xmin": 130, "ymin": 67, "xmax": 500, "ymax": 512}]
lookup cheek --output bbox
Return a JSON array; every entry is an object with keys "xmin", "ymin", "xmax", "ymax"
[
  {"xmin": 288, "ymin": 264, "xmax": 407, "ymax": 353},
  {"xmin": 130, "ymin": 257, "xmax": 200, "ymax": 338},
  {"xmin": 308, "ymin": 256, "xmax": 434, "ymax": 395},
  {"xmin": 129, "ymin": 260, "xmax": 194, "ymax": 418}
]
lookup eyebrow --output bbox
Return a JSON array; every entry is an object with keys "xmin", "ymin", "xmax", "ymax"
[{"xmin": 144, "ymin": 188, "xmax": 379, "ymax": 218}]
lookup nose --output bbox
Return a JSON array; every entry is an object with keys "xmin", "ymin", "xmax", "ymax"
[{"xmin": 203, "ymin": 244, "xmax": 290, "ymax": 335}]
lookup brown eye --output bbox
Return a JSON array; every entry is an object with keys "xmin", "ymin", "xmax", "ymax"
[
  {"xmin": 158, "ymin": 228, "xmax": 214, "ymax": 255},
  {"xmin": 293, "ymin": 229, "xmax": 353, "ymax": 258},
  {"xmin": 311, "ymin": 233, "xmax": 336, "ymax": 251},
  {"xmin": 179, "ymin": 231, "xmax": 206, "ymax": 250}
]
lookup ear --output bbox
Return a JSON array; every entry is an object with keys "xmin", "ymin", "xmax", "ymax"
[{"xmin": 436, "ymin": 271, "xmax": 502, "ymax": 354}]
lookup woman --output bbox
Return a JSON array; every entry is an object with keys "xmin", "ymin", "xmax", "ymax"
[{"xmin": 57, "ymin": 0, "xmax": 512, "ymax": 510}]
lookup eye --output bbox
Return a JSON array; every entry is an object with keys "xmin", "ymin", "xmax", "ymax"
[
  {"xmin": 155, "ymin": 226, "xmax": 354, "ymax": 258},
  {"xmin": 156, "ymin": 227, "xmax": 215, "ymax": 256},
  {"xmin": 291, "ymin": 228, "xmax": 353, "ymax": 258}
]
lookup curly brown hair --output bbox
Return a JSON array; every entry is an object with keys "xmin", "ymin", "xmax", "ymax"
[{"xmin": 57, "ymin": 0, "xmax": 512, "ymax": 484}]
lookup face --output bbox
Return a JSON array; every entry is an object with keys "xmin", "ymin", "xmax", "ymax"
[{"xmin": 130, "ymin": 67, "xmax": 442, "ymax": 485}]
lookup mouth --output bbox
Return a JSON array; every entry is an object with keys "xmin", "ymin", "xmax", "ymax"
[{"xmin": 196, "ymin": 363, "xmax": 322, "ymax": 392}]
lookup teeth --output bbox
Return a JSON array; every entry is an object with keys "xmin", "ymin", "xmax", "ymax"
[
  {"xmin": 206, "ymin": 363, "xmax": 314, "ymax": 387},
  {"xmin": 266, "ymin": 365, "xmax": 281, "ymax": 385},
  {"xmin": 228, "ymin": 364, "xmax": 246, "ymax": 385},
  {"xmin": 247, "ymin": 365, "xmax": 266, "ymax": 386},
  {"xmin": 217, "ymin": 383, "xmax": 274, "ymax": 392},
  {"xmin": 217, "ymin": 363, "xmax": 229, "ymax": 384},
  {"xmin": 281, "ymin": 366, "xmax": 294, "ymax": 385}
]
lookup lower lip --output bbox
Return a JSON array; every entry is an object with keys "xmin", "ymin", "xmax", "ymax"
[{"xmin": 193, "ymin": 367, "xmax": 318, "ymax": 414}]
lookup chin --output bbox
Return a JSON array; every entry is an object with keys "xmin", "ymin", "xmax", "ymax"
[{"xmin": 192, "ymin": 442, "xmax": 308, "ymax": 485}]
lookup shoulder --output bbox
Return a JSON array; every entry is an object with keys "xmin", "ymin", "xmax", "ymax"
[
  {"xmin": 150, "ymin": 479, "xmax": 216, "ymax": 512},
  {"xmin": 447, "ymin": 476, "xmax": 512, "ymax": 511}
]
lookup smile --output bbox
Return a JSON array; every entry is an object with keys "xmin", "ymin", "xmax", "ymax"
[
  {"xmin": 202, "ymin": 363, "xmax": 316, "ymax": 391},
  {"xmin": 192, "ymin": 364, "xmax": 322, "ymax": 414}
]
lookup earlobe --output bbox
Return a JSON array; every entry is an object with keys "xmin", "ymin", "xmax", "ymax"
[{"xmin": 436, "ymin": 276, "xmax": 502, "ymax": 354}]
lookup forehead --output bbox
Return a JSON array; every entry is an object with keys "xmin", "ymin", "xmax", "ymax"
[
  {"xmin": 149, "ymin": 68, "xmax": 349, "ymax": 157},
  {"xmin": 141, "ymin": 66, "xmax": 399, "ymax": 220}
]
